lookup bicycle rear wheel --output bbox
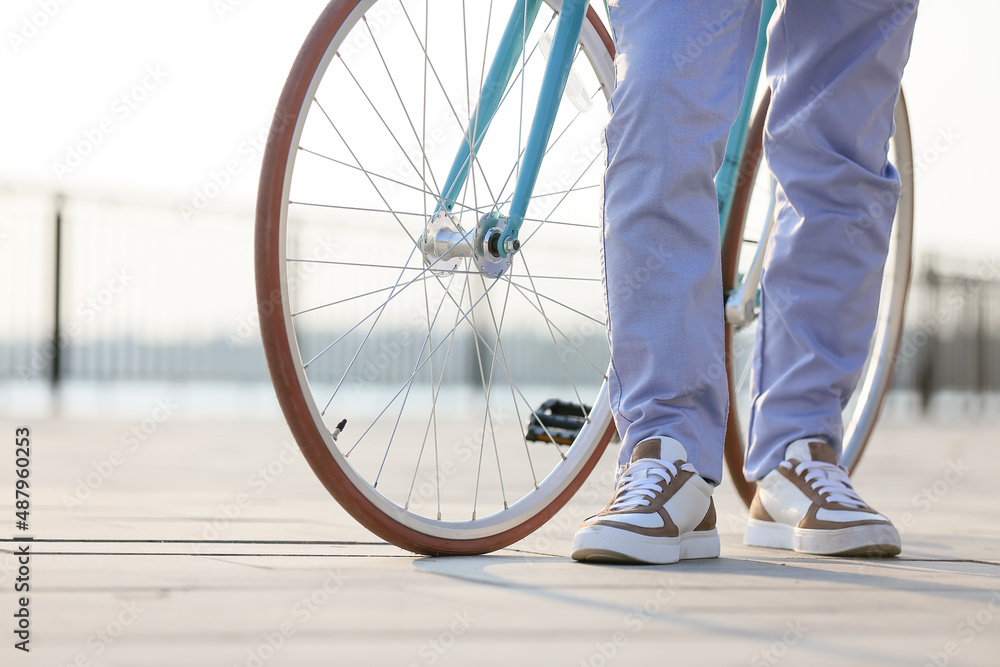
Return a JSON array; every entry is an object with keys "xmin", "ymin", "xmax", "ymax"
[
  {"xmin": 722, "ymin": 90, "xmax": 914, "ymax": 506},
  {"xmin": 255, "ymin": 0, "xmax": 617, "ymax": 554}
]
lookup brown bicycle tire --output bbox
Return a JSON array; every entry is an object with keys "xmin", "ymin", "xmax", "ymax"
[{"xmin": 255, "ymin": 0, "xmax": 618, "ymax": 555}]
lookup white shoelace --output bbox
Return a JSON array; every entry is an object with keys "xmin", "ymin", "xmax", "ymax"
[
  {"xmin": 781, "ymin": 459, "xmax": 865, "ymax": 508},
  {"xmin": 608, "ymin": 459, "xmax": 696, "ymax": 512}
]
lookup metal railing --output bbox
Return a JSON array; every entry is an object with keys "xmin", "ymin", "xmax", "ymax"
[{"xmin": 2, "ymin": 191, "xmax": 998, "ymax": 414}]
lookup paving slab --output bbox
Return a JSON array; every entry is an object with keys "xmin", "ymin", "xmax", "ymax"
[{"xmin": 0, "ymin": 416, "xmax": 997, "ymax": 666}]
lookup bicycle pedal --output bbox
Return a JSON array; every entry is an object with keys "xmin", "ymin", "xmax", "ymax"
[{"xmin": 525, "ymin": 399, "xmax": 591, "ymax": 446}]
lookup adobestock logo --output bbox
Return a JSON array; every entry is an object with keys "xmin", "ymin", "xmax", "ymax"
[
  {"xmin": 61, "ymin": 398, "xmax": 178, "ymax": 512},
  {"xmin": 51, "ymin": 66, "xmax": 168, "ymax": 181},
  {"xmin": 7, "ymin": 0, "xmax": 73, "ymax": 53},
  {"xmin": 178, "ymin": 126, "xmax": 272, "ymax": 224}
]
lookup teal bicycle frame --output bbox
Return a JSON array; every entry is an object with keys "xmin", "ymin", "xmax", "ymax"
[{"xmin": 436, "ymin": 0, "xmax": 779, "ymax": 259}]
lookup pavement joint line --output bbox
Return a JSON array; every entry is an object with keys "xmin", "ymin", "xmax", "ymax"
[
  {"xmin": 744, "ymin": 557, "xmax": 1000, "ymax": 567},
  {"xmin": 0, "ymin": 538, "xmax": 388, "ymax": 545},
  {"xmin": 1, "ymin": 544, "xmax": 994, "ymax": 566},
  {"xmin": 39, "ymin": 517, "xmax": 346, "ymax": 524},
  {"xmin": 500, "ymin": 548, "xmax": 563, "ymax": 557},
  {"xmin": 0, "ymin": 551, "xmax": 418, "ymax": 557}
]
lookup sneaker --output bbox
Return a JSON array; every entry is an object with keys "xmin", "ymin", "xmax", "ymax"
[
  {"xmin": 571, "ymin": 436, "xmax": 720, "ymax": 564},
  {"xmin": 744, "ymin": 439, "xmax": 901, "ymax": 556}
]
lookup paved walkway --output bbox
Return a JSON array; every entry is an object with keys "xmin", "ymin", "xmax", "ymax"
[{"xmin": 1, "ymin": 415, "xmax": 998, "ymax": 666}]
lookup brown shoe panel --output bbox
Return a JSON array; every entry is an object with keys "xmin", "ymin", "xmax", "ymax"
[
  {"xmin": 800, "ymin": 504, "xmax": 893, "ymax": 531},
  {"xmin": 694, "ymin": 498, "xmax": 716, "ymax": 532},
  {"xmin": 630, "ymin": 438, "xmax": 665, "ymax": 463},
  {"xmin": 777, "ymin": 465, "xmax": 881, "ymax": 514},
  {"xmin": 590, "ymin": 469, "xmax": 695, "ymax": 519},
  {"xmin": 807, "ymin": 441, "xmax": 838, "ymax": 465},
  {"xmin": 749, "ymin": 491, "xmax": 773, "ymax": 522},
  {"xmin": 579, "ymin": 516, "xmax": 679, "ymax": 538}
]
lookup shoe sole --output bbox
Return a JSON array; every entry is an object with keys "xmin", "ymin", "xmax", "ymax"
[
  {"xmin": 744, "ymin": 518, "xmax": 901, "ymax": 557},
  {"xmin": 571, "ymin": 525, "xmax": 720, "ymax": 565}
]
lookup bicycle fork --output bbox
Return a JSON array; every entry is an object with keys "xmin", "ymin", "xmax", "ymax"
[{"xmin": 420, "ymin": 0, "xmax": 591, "ymax": 278}]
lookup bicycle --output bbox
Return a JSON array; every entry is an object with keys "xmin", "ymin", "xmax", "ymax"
[{"xmin": 254, "ymin": 0, "xmax": 913, "ymax": 555}]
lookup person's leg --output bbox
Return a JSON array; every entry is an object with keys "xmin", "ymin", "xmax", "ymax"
[
  {"xmin": 603, "ymin": 0, "xmax": 762, "ymax": 486},
  {"xmin": 744, "ymin": 0, "xmax": 919, "ymax": 481},
  {"xmin": 742, "ymin": 1, "xmax": 917, "ymax": 557},
  {"xmin": 572, "ymin": 0, "xmax": 763, "ymax": 565}
]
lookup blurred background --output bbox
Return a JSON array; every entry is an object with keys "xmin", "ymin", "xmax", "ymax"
[{"xmin": 1, "ymin": 0, "xmax": 998, "ymax": 423}]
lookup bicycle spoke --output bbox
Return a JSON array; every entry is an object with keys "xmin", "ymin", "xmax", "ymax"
[
  {"xmin": 462, "ymin": 0, "xmax": 471, "ymax": 130},
  {"xmin": 466, "ymin": 281, "xmax": 506, "ymax": 518},
  {"xmin": 505, "ymin": 273, "xmax": 600, "ymax": 282},
  {"xmin": 452, "ymin": 5, "xmax": 553, "ymax": 219},
  {"xmin": 421, "ymin": 0, "xmax": 431, "ymax": 212},
  {"xmin": 289, "ymin": 201, "xmax": 427, "ymax": 218},
  {"xmin": 517, "ymin": 151, "xmax": 603, "ymax": 253},
  {"xmin": 291, "ymin": 275, "xmax": 437, "ymax": 317},
  {"xmin": 506, "ymin": 279, "xmax": 607, "ymax": 377},
  {"xmin": 344, "ymin": 268, "xmax": 515, "ymax": 457},
  {"xmin": 308, "ymin": 99, "xmax": 420, "ymax": 247},
  {"xmin": 493, "ymin": 55, "xmax": 600, "ymax": 210},
  {"xmin": 317, "ymin": 250, "xmax": 420, "ymax": 415},
  {"xmin": 359, "ymin": 16, "xmax": 442, "ymax": 196},
  {"xmin": 479, "ymin": 267, "xmax": 539, "ymax": 495},
  {"xmin": 528, "ymin": 183, "xmax": 600, "ymax": 200},
  {"xmin": 417, "ymin": 0, "xmax": 445, "ymax": 516},
  {"xmin": 266, "ymin": 0, "xmax": 618, "ymax": 540},
  {"xmin": 399, "ymin": 2, "xmax": 500, "ymax": 206},
  {"xmin": 413, "ymin": 268, "xmax": 575, "ymax": 480},
  {"xmin": 289, "ymin": 257, "xmax": 507, "ymax": 277},
  {"xmin": 515, "ymin": 0, "xmax": 527, "ymax": 188},
  {"xmin": 337, "ymin": 56, "xmax": 439, "ymax": 198},
  {"xmin": 404, "ymin": 272, "xmax": 581, "ymax": 477},
  {"xmin": 297, "ymin": 228, "xmax": 477, "ymax": 371},
  {"xmin": 522, "ymin": 254, "xmax": 589, "ymax": 413},
  {"xmin": 735, "ymin": 327, "xmax": 756, "ymax": 393},
  {"xmin": 296, "ymin": 146, "xmax": 480, "ymax": 218},
  {"xmin": 372, "ymin": 271, "xmax": 457, "ymax": 491},
  {"xmin": 288, "ymin": 200, "xmax": 592, "ymax": 229},
  {"xmin": 472, "ymin": 0, "xmax": 494, "ymax": 206},
  {"xmin": 506, "ymin": 278, "xmax": 605, "ymax": 326},
  {"xmin": 403, "ymin": 268, "xmax": 474, "ymax": 515}
]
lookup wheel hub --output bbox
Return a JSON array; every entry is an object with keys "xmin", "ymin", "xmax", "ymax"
[
  {"xmin": 420, "ymin": 210, "xmax": 517, "ymax": 279},
  {"xmin": 473, "ymin": 212, "xmax": 512, "ymax": 279},
  {"xmin": 420, "ymin": 210, "xmax": 472, "ymax": 274}
]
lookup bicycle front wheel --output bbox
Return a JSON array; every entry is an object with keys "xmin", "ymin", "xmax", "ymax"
[
  {"xmin": 722, "ymin": 90, "xmax": 914, "ymax": 506},
  {"xmin": 255, "ymin": 0, "xmax": 617, "ymax": 554}
]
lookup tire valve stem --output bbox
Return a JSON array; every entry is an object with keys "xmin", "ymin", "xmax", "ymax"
[{"xmin": 331, "ymin": 418, "xmax": 348, "ymax": 443}]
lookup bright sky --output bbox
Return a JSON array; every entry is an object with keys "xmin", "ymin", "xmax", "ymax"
[{"xmin": 1, "ymin": 0, "xmax": 998, "ymax": 260}]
